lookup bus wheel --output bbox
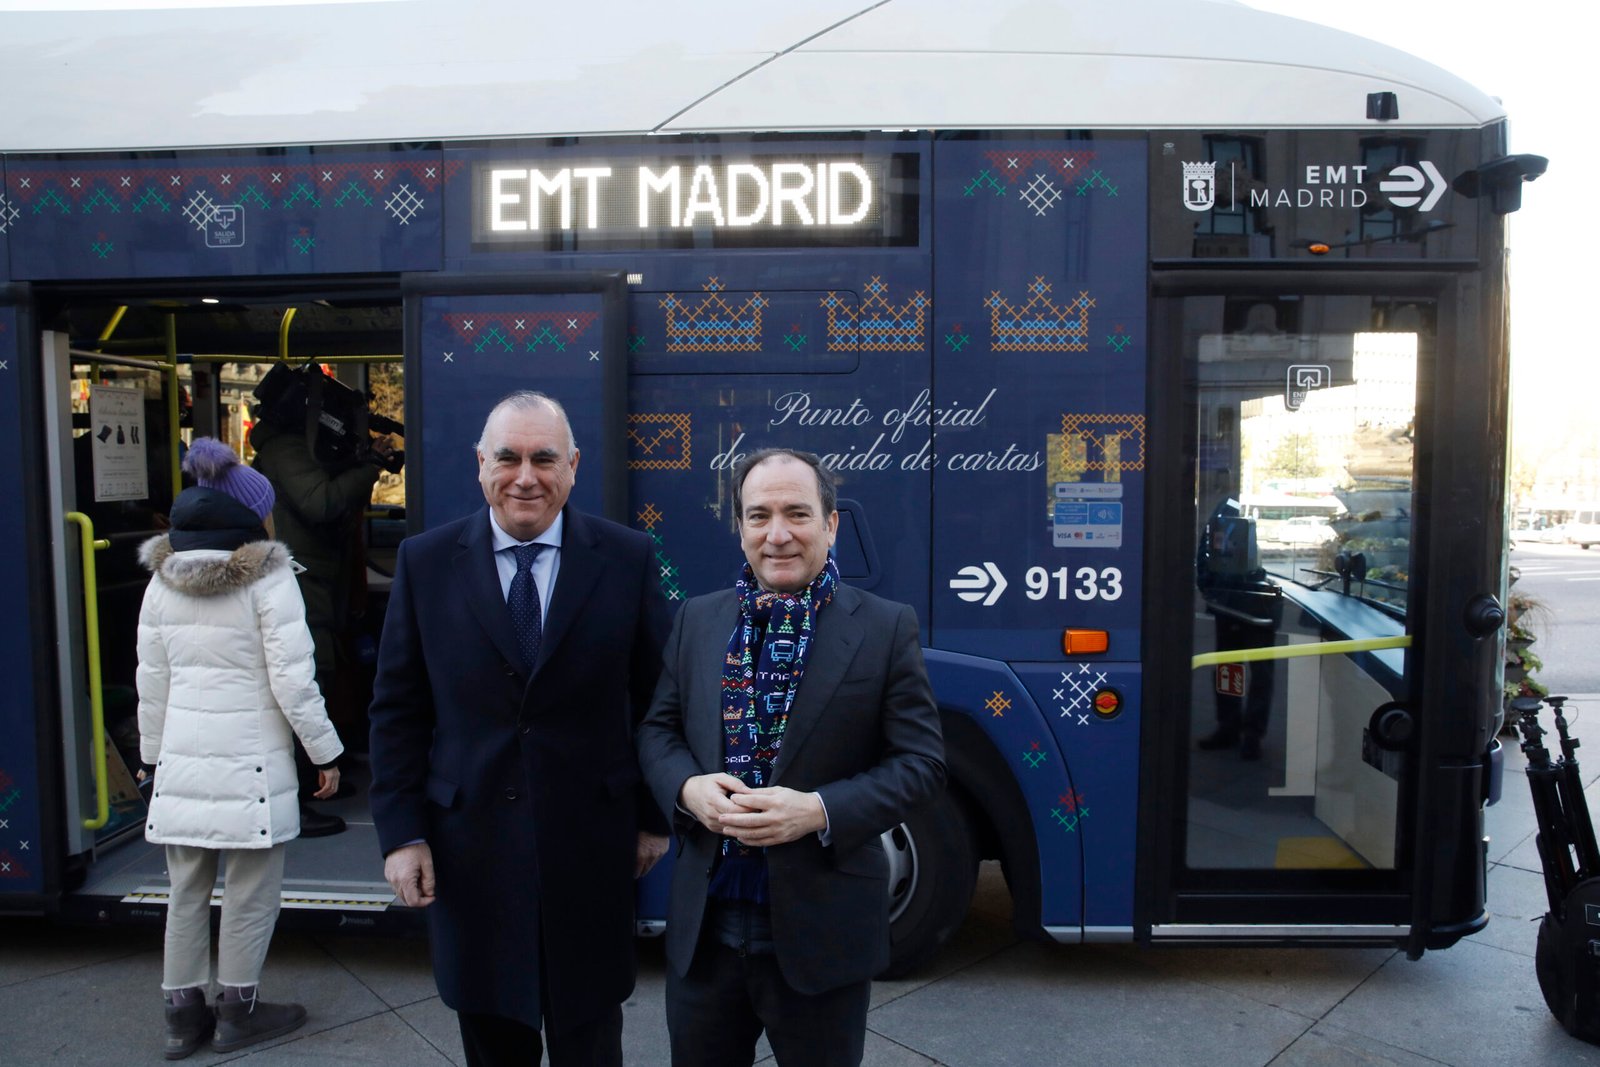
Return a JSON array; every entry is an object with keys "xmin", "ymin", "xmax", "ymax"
[{"xmin": 880, "ymin": 790, "xmax": 978, "ymax": 979}]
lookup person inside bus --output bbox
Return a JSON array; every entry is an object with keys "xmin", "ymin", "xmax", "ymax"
[
  {"xmin": 367, "ymin": 391, "xmax": 670, "ymax": 1067},
  {"xmin": 134, "ymin": 437, "xmax": 343, "ymax": 1059},
  {"xmin": 250, "ymin": 367, "xmax": 397, "ymax": 838},
  {"xmin": 637, "ymin": 448, "xmax": 946, "ymax": 1067},
  {"xmin": 1195, "ymin": 496, "xmax": 1283, "ymax": 760}
]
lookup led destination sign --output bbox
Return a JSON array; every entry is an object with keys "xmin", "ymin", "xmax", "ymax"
[{"xmin": 472, "ymin": 154, "xmax": 916, "ymax": 249}]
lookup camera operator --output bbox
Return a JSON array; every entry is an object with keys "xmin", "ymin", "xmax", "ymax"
[{"xmin": 249, "ymin": 365, "xmax": 400, "ymax": 837}]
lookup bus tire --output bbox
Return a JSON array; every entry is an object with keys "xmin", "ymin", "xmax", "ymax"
[{"xmin": 880, "ymin": 789, "xmax": 978, "ymax": 979}]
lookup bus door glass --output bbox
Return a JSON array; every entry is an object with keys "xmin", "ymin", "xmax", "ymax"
[{"xmin": 1180, "ymin": 293, "xmax": 1429, "ymax": 903}]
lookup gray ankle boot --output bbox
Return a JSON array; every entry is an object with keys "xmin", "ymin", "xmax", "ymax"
[
  {"xmin": 162, "ymin": 993, "xmax": 215, "ymax": 1060},
  {"xmin": 211, "ymin": 988, "xmax": 307, "ymax": 1053}
]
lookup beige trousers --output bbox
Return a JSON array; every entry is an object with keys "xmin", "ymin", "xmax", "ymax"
[{"xmin": 161, "ymin": 843, "xmax": 286, "ymax": 991}]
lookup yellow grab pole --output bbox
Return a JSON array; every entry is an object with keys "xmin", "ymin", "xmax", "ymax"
[
  {"xmin": 1192, "ymin": 635, "xmax": 1412, "ymax": 670},
  {"xmin": 64, "ymin": 512, "xmax": 111, "ymax": 830}
]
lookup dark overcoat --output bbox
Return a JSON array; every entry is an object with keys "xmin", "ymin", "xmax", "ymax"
[
  {"xmin": 368, "ymin": 504, "xmax": 669, "ymax": 1031},
  {"xmin": 637, "ymin": 583, "xmax": 945, "ymax": 995}
]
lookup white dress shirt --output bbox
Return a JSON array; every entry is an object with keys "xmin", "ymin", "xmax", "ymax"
[{"xmin": 488, "ymin": 510, "xmax": 563, "ymax": 620}]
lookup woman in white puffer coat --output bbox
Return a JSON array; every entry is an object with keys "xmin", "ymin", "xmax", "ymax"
[{"xmin": 136, "ymin": 437, "xmax": 343, "ymax": 1060}]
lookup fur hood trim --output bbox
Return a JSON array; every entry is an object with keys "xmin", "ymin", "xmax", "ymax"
[{"xmin": 139, "ymin": 535, "xmax": 295, "ymax": 596}]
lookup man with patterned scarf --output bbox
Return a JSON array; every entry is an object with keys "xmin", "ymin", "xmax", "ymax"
[{"xmin": 639, "ymin": 448, "xmax": 945, "ymax": 1067}]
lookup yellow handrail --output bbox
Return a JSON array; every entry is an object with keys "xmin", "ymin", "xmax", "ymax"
[
  {"xmin": 64, "ymin": 512, "xmax": 111, "ymax": 830},
  {"xmin": 1192, "ymin": 635, "xmax": 1411, "ymax": 670}
]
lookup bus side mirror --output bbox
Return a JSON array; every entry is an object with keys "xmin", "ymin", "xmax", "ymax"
[{"xmin": 1452, "ymin": 154, "xmax": 1548, "ymax": 215}]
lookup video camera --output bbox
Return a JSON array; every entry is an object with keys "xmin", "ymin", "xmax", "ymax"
[{"xmin": 252, "ymin": 363, "xmax": 405, "ymax": 474}]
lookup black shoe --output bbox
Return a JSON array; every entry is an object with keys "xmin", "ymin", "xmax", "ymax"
[
  {"xmin": 212, "ymin": 994, "xmax": 306, "ymax": 1053},
  {"xmin": 298, "ymin": 804, "xmax": 346, "ymax": 838},
  {"xmin": 1240, "ymin": 734, "xmax": 1263, "ymax": 761},
  {"xmin": 1196, "ymin": 729, "xmax": 1239, "ymax": 751},
  {"xmin": 163, "ymin": 999, "xmax": 215, "ymax": 1060}
]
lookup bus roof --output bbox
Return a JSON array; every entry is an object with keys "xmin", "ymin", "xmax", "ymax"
[{"xmin": 0, "ymin": 0, "xmax": 1506, "ymax": 154}]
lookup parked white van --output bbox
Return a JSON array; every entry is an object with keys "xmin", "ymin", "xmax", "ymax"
[{"xmin": 1566, "ymin": 507, "xmax": 1600, "ymax": 549}]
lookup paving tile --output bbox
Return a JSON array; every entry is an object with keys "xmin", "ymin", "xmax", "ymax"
[
  {"xmin": 871, "ymin": 873, "xmax": 1018, "ymax": 1010},
  {"xmin": 0, "ymin": 917, "xmax": 159, "ymax": 989},
  {"xmin": 1131, "ymin": 943, "xmax": 1394, "ymax": 1019},
  {"xmin": 223, "ymin": 1011, "xmax": 455, "ymax": 1065},
  {"xmin": 1480, "ymin": 862, "xmax": 1554, "ymax": 957},
  {"xmin": 624, "ymin": 937, "xmax": 672, "ymax": 1066},
  {"xmin": 1320, "ymin": 938, "xmax": 1600, "ymax": 1067},
  {"xmin": 395, "ymin": 997, "xmax": 467, "ymax": 1067},
  {"xmin": 314, "ymin": 930, "xmax": 437, "ymax": 1009},
  {"xmin": 867, "ymin": 940, "xmax": 1312, "ymax": 1067},
  {"xmin": 0, "ymin": 942, "xmax": 169, "ymax": 1065},
  {"xmin": 1272, "ymin": 1020, "xmax": 1462, "ymax": 1066}
]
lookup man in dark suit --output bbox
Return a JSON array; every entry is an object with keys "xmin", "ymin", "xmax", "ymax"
[
  {"xmin": 368, "ymin": 391, "xmax": 670, "ymax": 1067},
  {"xmin": 638, "ymin": 448, "xmax": 945, "ymax": 1067}
]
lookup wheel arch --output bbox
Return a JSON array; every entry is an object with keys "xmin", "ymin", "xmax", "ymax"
[{"xmin": 939, "ymin": 707, "xmax": 1047, "ymax": 943}]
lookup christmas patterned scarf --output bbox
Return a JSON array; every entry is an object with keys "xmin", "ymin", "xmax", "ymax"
[{"xmin": 708, "ymin": 555, "xmax": 839, "ymax": 902}]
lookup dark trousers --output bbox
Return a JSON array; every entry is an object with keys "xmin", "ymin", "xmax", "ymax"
[
  {"xmin": 457, "ymin": 1006, "xmax": 622, "ymax": 1067},
  {"xmin": 665, "ymin": 900, "xmax": 871, "ymax": 1067}
]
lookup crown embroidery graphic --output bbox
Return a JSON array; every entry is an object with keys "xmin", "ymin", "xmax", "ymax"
[
  {"xmin": 822, "ymin": 276, "xmax": 928, "ymax": 352},
  {"xmin": 986, "ymin": 277, "xmax": 1094, "ymax": 351},
  {"xmin": 660, "ymin": 277, "xmax": 766, "ymax": 352}
]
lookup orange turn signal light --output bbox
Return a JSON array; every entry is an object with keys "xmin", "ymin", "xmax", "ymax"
[
  {"xmin": 1307, "ymin": 242, "xmax": 1331, "ymax": 255},
  {"xmin": 1062, "ymin": 628, "xmax": 1109, "ymax": 655}
]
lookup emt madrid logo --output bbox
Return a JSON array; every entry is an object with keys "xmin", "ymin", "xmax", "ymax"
[{"xmin": 1181, "ymin": 160, "xmax": 1450, "ymax": 213}]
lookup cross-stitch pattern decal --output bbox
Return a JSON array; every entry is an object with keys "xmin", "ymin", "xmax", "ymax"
[
  {"xmin": 1053, "ymin": 664, "xmax": 1115, "ymax": 726},
  {"xmin": 628, "ymin": 412, "xmax": 692, "ymax": 471},
  {"xmin": 635, "ymin": 504, "xmax": 686, "ymax": 602},
  {"xmin": 441, "ymin": 311, "xmax": 598, "ymax": 354},
  {"xmin": 0, "ymin": 192, "xmax": 18, "ymax": 234},
  {"xmin": 1049, "ymin": 789, "xmax": 1090, "ymax": 833},
  {"xmin": 985, "ymin": 691, "xmax": 1012, "ymax": 718},
  {"xmin": 961, "ymin": 151, "xmax": 1117, "ymax": 218},
  {"xmin": 823, "ymin": 276, "xmax": 927, "ymax": 352},
  {"xmin": 1022, "ymin": 741, "xmax": 1048, "ymax": 769},
  {"xmin": 660, "ymin": 278, "xmax": 766, "ymax": 352},
  {"xmin": 5, "ymin": 161, "xmax": 458, "ymax": 223},
  {"xmin": 1058, "ymin": 413, "xmax": 1146, "ymax": 474},
  {"xmin": 987, "ymin": 276, "xmax": 1094, "ymax": 351},
  {"xmin": 942, "ymin": 323, "xmax": 971, "ymax": 353}
]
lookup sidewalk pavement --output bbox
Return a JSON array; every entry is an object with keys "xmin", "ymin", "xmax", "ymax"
[{"xmin": 6, "ymin": 708, "xmax": 1600, "ymax": 1066}]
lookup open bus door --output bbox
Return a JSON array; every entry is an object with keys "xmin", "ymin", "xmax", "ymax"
[
  {"xmin": 1144, "ymin": 274, "xmax": 1502, "ymax": 951},
  {"xmin": 19, "ymin": 319, "xmax": 187, "ymax": 920}
]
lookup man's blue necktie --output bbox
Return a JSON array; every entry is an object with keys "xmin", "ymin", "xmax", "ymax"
[{"xmin": 509, "ymin": 542, "xmax": 544, "ymax": 672}]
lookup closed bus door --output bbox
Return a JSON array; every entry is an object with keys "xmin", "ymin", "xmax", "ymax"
[{"xmin": 1144, "ymin": 275, "xmax": 1501, "ymax": 948}]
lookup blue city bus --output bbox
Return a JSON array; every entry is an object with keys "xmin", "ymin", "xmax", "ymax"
[{"xmin": 0, "ymin": 1, "xmax": 1542, "ymax": 969}]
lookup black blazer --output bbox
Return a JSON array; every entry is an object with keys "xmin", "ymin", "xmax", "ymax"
[
  {"xmin": 638, "ymin": 582, "xmax": 945, "ymax": 995},
  {"xmin": 368, "ymin": 505, "xmax": 669, "ymax": 1031}
]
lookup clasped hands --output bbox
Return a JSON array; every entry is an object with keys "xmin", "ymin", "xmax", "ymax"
[{"xmin": 679, "ymin": 773, "xmax": 825, "ymax": 847}]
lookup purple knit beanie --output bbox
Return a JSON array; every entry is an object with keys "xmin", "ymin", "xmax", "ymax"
[{"xmin": 183, "ymin": 437, "xmax": 276, "ymax": 521}]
